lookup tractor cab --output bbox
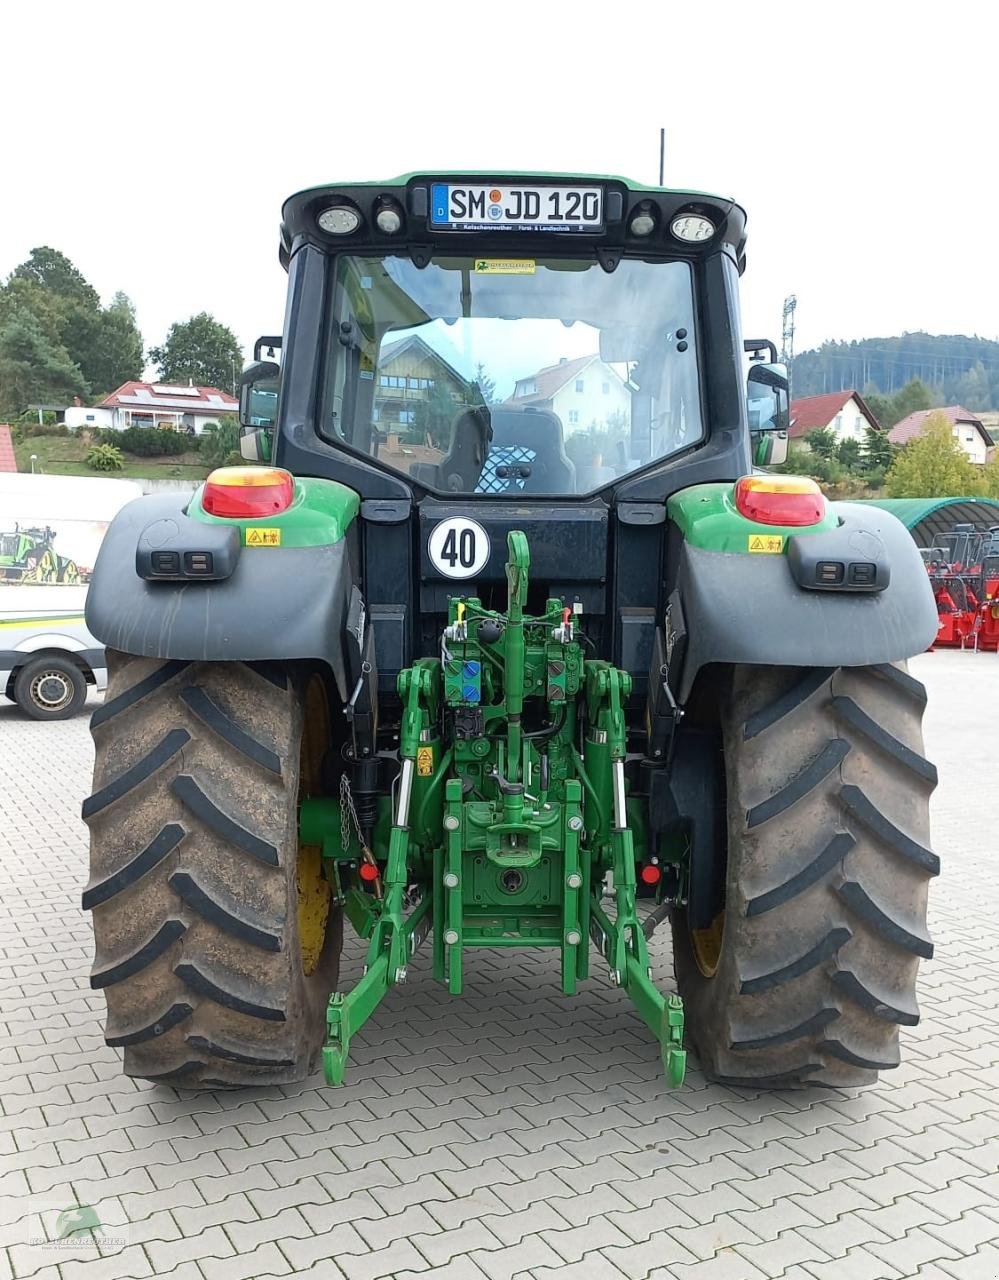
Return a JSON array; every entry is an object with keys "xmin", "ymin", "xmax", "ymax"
[
  {"xmin": 242, "ymin": 176, "xmax": 788, "ymax": 499},
  {"xmin": 239, "ymin": 175, "xmax": 789, "ymax": 697}
]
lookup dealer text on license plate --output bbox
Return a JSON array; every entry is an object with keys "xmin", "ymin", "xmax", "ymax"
[{"xmin": 430, "ymin": 184, "xmax": 603, "ymax": 233}]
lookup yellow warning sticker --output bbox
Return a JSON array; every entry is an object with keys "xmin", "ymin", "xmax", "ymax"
[
  {"xmin": 474, "ymin": 259, "xmax": 536, "ymax": 275},
  {"xmin": 245, "ymin": 527, "xmax": 282, "ymax": 546},
  {"xmin": 416, "ymin": 745, "xmax": 434, "ymax": 777},
  {"xmin": 748, "ymin": 534, "xmax": 784, "ymax": 554}
]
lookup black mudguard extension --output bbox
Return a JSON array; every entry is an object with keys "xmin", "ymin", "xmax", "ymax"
[
  {"xmin": 85, "ymin": 494, "xmax": 355, "ymax": 698},
  {"xmin": 674, "ymin": 503, "xmax": 939, "ymax": 699}
]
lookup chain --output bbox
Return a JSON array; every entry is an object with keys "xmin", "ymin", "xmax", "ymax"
[
  {"xmin": 339, "ymin": 772, "xmax": 355, "ymax": 853},
  {"xmin": 340, "ymin": 771, "xmax": 373, "ymax": 856}
]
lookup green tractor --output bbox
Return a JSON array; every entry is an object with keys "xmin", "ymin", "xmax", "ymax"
[
  {"xmin": 1, "ymin": 524, "xmax": 82, "ymax": 584},
  {"xmin": 82, "ymin": 175, "xmax": 939, "ymax": 1090}
]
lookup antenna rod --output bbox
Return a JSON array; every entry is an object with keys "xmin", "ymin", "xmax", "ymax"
[{"xmin": 658, "ymin": 128, "xmax": 665, "ymax": 186}]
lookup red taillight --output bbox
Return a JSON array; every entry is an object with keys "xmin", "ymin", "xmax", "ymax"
[
  {"xmin": 358, "ymin": 862, "xmax": 380, "ymax": 883},
  {"xmin": 640, "ymin": 863, "xmax": 662, "ymax": 886},
  {"xmin": 734, "ymin": 475, "xmax": 825, "ymax": 527},
  {"xmin": 202, "ymin": 466, "xmax": 294, "ymax": 518}
]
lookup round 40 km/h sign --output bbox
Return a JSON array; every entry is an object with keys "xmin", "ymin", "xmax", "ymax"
[{"xmin": 428, "ymin": 516, "xmax": 491, "ymax": 579}]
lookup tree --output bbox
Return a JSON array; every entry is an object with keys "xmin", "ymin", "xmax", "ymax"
[
  {"xmin": 779, "ymin": 443, "xmax": 843, "ymax": 485},
  {"xmin": 980, "ymin": 452, "xmax": 999, "ymax": 500},
  {"xmin": 806, "ymin": 426, "xmax": 838, "ymax": 459},
  {"xmin": 150, "ymin": 312, "xmax": 243, "ymax": 393},
  {"xmin": 890, "ymin": 379, "xmax": 934, "ymax": 423},
  {"xmin": 886, "ymin": 412, "xmax": 983, "ymax": 498},
  {"xmin": 864, "ymin": 424, "xmax": 894, "ymax": 472},
  {"xmin": 474, "ymin": 362, "xmax": 497, "ymax": 405},
  {"xmin": 88, "ymin": 293, "xmax": 144, "ymax": 397},
  {"xmin": 0, "ymin": 313, "xmax": 88, "ymax": 416},
  {"xmin": 953, "ymin": 361, "xmax": 991, "ymax": 412},
  {"xmin": 414, "ymin": 381, "xmax": 461, "ymax": 448},
  {"xmin": 11, "ymin": 246, "xmax": 101, "ymax": 311},
  {"xmin": 837, "ymin": 437, "xmax": 862, "ymax": 470},
  {"xmin": 863, "ymin": 390, "xmax": 894, "ymax": 429},
  {"xmin": 1, "ymin": 251, "xmax": 143, "ymax": 399},
  {"xmin": 199, "ymin": 417, "xmax": 241, "ymax": 468}
]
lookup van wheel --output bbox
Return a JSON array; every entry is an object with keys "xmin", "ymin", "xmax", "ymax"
[{"xmin": 14, "ymin": 656, "xmax": 87, "ymax": 719}]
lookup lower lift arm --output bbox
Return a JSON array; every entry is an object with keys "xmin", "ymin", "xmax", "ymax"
[{"xmin": 584, "ymin": 663, "xmax": 686, "ymax": 1088}]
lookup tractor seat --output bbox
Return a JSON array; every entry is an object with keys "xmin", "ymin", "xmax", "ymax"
[
  {"xmin": 476, "ymin": 407, "xmax": 576, "ymax": 495},
  {"xmin": 410, "ymin": 407, "xmax": 491, "ymax": 492}
]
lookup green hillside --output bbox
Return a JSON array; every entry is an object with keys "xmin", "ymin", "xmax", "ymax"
[{"xmin": 791, "ymin": 333, "xmax": 999, "ymax": 409}]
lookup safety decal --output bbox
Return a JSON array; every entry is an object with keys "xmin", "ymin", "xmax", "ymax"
[
  {"xmin": 747, "ymin": 534, "xmax": 784, "ymax": 554},
  {"xmin": 245, "ymin": 527, "xmax": 282, "ymax": 546}
]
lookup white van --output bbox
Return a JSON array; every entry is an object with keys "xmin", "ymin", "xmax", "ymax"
[{"xmin": 0, "ymin": 474, "xmax": 143, "ymax": 718}]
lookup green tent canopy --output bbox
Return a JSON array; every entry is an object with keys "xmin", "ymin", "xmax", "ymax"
[{"xmin": 856, "ymin": 497, "xmax": 999, "ymax": 547}]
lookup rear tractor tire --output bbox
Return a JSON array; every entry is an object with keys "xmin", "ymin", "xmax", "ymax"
[
  {"xmin": 672, "ymin": 663, "xmax": 938, "ymax": 1089},
  {"xmin": 83, "ymin": 651, "xmax": 342, "ymax": 1086}
]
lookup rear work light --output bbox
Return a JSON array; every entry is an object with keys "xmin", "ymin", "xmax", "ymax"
[
  {"xmin": 734, "ymin": 475, "xmax": 825, "ymax": 527},
  {"xmin": 202, "ymin": 466, "xmax": 294, "ymax": 518}
]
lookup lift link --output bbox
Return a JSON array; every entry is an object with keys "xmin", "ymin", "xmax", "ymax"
[
  {"xmin": 584, "ymin": 662, "xmax": 687, "ymax": 1087},
  {"xmin": 323, "ymin": 661, "xmax": 439, "ymax": 1085}
]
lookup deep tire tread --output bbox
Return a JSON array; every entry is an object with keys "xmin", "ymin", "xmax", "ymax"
[
  {"xmin": 870, "ymin": 663, "xmax": 928, "ymax": 706},
  {"xmin": 82, "ymin": 729, "xmax": 190, "ymax": 819},
  {"xmin": 170, "ymin": 775, "xmax": 279, "ymax": 866},
  {"xmin": 832, "ymin": 968, "xmax": 920, "ymax": 1026},
  {"xmin": 82, "ymin": 823, "xmax": 185, "ymax": 910},
  {"xmin": 820, "ymin": 1038, "xmax": 899, "ymax": 1071},
  {"xmin": 743, "ymin": 667, "xmax": 833, "ymax": 740},
  {"xmin": 185, "ymin": 1034, "xmax": 294, "ymax": 1068},
  {"xmin": 832, "ymin": 695, "xmax": 938, "ymax": 785},
  {"xmin": 179, "ymin": 686, "xmax": 282, "ymax": 775},
  {"xmin": 90, "ymin": 919, "xmax": 186, "ymax": 988},
  {"xmin": 836, "ymin": 879, "xmax": 934, "ymax": 958},
  {"xmin": 731, "ymin": 1008, "xmax": 840, "ymax": 1052},
  {"xmin": 840, "ymin": 784, "xmax": 940, "ymax": 875},
  {"xmin": 105, "ymin": 1002, "xmax": 194, "ymax": 1047},
  {"xmin": 740, "ymin": 928, "xmax": 851, "ymax": 995},
  {"xmin": 90, "ymin": 660, "xmax": 190, "ymax": 729},
  {"xmin": 174, "ymin": 961, "xmax": 286, "ymax": 1022},
  {"xmin": 745, "ymin": 832, "xmax": 854, "ymax": 916},
  {"xmin": 746, "ymin": 738, "xmax": 850, "ymax": 828},
  {"xmin": 168, "ymin": 870, "xmax": 282, "ymax": 951}
]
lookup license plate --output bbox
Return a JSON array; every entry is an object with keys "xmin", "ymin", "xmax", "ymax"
[{"xmin": 430, "ymin": 183, "xmax": 603, "ymax": 233}]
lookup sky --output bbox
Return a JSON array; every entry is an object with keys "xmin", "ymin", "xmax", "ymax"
[{"xmin": 4, "ymin": 0, "xmax": 997, "ymax": 374}]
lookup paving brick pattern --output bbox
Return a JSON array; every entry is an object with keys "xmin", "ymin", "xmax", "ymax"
[{"xmin": 1, "ymin": 650, "xmax": 996, "ymax": 1279}]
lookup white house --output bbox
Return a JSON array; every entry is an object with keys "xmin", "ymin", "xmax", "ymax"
[
  {"xmin": 788, "ymin": 390, "xmax": 880, "ymax": 447},
  {"xmin": 507, "ymin": 354, "xmax": 630, "ymax": 435},
  {"xmin": 65, "ymin": 382, "xmax": 238, "ymax": 435},
  {"xmin": 889, "ymin": 405, "xmax": 994, "ymax": 465}
]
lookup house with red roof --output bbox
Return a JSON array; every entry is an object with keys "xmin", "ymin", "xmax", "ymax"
[
  {"xmin": 507, "ymin": 354, "xmax": 630, "ymax": 434},
  {"xmin": 788, "ymin": 390, "xmax": 880, "ymax": 447},
  {"xmin": 888, "ymin": 405, "xmax": 993, "ymax": 465},
  {"xmin": 65, "ymin": 382, "xmax": 238, "ymax": 436}
]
